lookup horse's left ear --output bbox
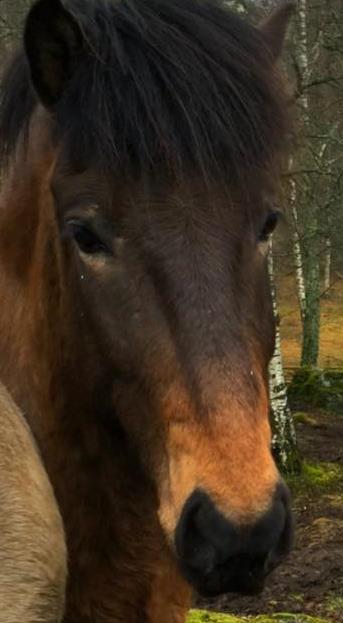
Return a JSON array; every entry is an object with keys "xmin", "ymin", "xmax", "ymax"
[
  {"xmin": 259, "ymin": 2, "xmax": 295, "ymax": 61},
  {"xmin": 24, "ymin": 0, "xmax": 84, "ymax": 108}
]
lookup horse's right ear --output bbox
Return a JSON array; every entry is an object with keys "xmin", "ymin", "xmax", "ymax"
[
  {"xmin": 259, "ymin": 2, "xmax": 295, "ymax": 62},
  {"xmin": 24, "ymin": 0, "xmax": 84, "ymax": 108}
]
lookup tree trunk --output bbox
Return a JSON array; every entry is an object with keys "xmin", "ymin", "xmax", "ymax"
[
  {"xmin": 268, "ymin": 242, "xmax": 300, "ymax": 474},
  {"xmin": 297, "ymin": 0, "xmax": 321, "ymax": 369},
  {"xmin": 289, "ymin": 163, "xmax": 306, "ymax": 323},
  {"xmin": 301, "ymin": 217, "xmax": 321, "ymax": 367}
]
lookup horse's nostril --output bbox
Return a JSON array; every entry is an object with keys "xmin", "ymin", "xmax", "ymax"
[
  {"xmin": 175, "ymin": 489, "xmax": 236, "ymax": 572},
  {"xmin": 175, "ymin": 486, "xmax": 293, "ymax": 597}
]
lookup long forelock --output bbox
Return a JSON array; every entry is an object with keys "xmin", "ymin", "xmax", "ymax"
[{"xmin": 0, "ymin": 0, "xmax": 289, "ymax": 184}]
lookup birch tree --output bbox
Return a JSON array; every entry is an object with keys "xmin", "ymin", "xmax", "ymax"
[
  {"xmin": 229, "ymin": 0, "xmax": 301, "ymax": 471},
  {"xmin": 289, "ymin": 164, "xmax": 306, "ymax": 322},
  {"xmin": 268, "ymin": 241, "xmax": 299, "ymax": 474},
  {"xmin": 292, "ymin": 0, "xmax": 322, "ymax": 368},
  {"xmin": 289, "ymin": 0, "xmax": 309, "ymax": 327},
  {"xmin": 291, "ymin": 0, "xmax": 343, "ymax": 366}
]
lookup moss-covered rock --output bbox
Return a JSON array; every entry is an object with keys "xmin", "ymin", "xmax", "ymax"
[
  {"xmin": 287, "ymin": 460, "xmax": 343, "ymax": 495},
  {"xmin": 288, "ymin": 367, "xmax": 343, "ymax": 412},
  {"xmin": 187, "ymin": 611, "xmax": 331, "ymax": 623},
  {"xmin": 292, "ymin": 412, "xmax": 318, "ymax": 427}
]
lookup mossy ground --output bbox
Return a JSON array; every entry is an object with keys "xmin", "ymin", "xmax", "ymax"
[
  {"xmin": 325, "ymin": 595, "xmax": 343, "ymax": 617},
  {"xmin": 287, "ymin": 459, "xmax": 343, "ymax": 496},
  {"xmin": 187, "ymin": 611, "xmax": 331, "ymax": 623}
]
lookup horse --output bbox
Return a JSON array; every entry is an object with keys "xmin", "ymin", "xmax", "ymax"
[
  {"xmin": 0, "ymin": 382, "xmax": 66, "ymax": 623},
  {"xmin": 0, "ymin": 0, "xmax": 295, "ymax": 621}
]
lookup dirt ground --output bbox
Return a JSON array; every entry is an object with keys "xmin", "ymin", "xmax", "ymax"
[{"xmin": 198, "ymin": 410, "xmax": 343, "ymax": 622}]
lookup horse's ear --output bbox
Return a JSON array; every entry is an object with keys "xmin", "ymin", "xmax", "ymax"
[
  {"xmin": 24, "ymin": 0, "xmax": 84, "ymax": 108},
  {"xmin": 259, "ymin": 2, "xmax": 295, "ymax": 62}
]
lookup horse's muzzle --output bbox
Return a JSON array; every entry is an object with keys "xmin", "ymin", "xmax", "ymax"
[{"xmin": 174, "ymin": 483, "xmax": 293, "ymax": 597}]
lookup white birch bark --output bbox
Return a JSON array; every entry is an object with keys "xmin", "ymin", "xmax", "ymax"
[
  {"xmin": 289, "ymin": 0, "xmax": 310, "ymax": 325},
  {"xmin": 296, "ymin": 0, "xmax": 321, "ymax": 368},
  {"xmin": 289, "ymin": 162, "xmax": 306, "ymax": 322},
  {"xmin": 297, "ymin": 0, "xmax": 310, "ymax": 115},
  {"xmin": 268, "ymin": 241, "xmax": 297, "ymax": 472}
]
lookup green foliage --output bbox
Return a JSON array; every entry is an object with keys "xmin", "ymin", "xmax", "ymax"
[{"xmin": 288, "ymin": 368, "xmax": 343, "ymax": 412}]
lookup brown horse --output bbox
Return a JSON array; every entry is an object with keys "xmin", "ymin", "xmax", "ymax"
[
  {"xmin": 0, "ymin": 0, "xmax": 294, "ymax": 621},
  {"xmin": 0, "ymin": 382, "xmax": 66, "ymax": 623}
]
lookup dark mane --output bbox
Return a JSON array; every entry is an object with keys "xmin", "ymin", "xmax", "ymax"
[{"xmin": 0, "ymin": 0, "xmax": 288, "ymax": 181}]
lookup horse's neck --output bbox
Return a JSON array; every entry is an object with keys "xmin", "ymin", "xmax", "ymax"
[{"xmin": 0, "ymin": 158, "xmax": 80, "ymax": 446}]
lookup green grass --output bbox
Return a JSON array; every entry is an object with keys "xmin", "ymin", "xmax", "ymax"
[
  {"xmin": 187, "ymin": 611, "xmax": 331, "ymax": 623},
  {"xmin": 187, "ymin": 611, "xmax": 243, "ymax": 623},
  {"xmin": 325, "ymin": 594, "xmax": 343, "ymax": 616}
]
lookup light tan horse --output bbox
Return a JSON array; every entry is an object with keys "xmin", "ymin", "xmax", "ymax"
[{"xmin": 0, "ymin": 383, "xmax": 66, "ymax": 623}]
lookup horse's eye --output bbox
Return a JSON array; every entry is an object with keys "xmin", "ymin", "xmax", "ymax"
[
  {"xmin": 259, "ymin": 210, "xmax": 280, "ymax": 242},
  {"xmin": 68, "ymin": 222, "xmax": 110, "ymax": 255}
]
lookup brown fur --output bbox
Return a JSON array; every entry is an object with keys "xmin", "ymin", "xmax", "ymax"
[
  {"xmin": 0, "ymin": 382, "xmax": 66, "ymax": 623},
  {"xmin": 0, "ymin": 108, "xmax": 278, "ymax": 623},
  {"xmin": 0, "ymin": 2, "xmax": 294, "ymax": 622},
  {"xmin": 0, "ymin": 121, "xmax": 192, "ymax": 622}
]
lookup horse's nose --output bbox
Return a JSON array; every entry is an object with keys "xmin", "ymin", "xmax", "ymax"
[{"xmin": 175, "ymin": 483, "xmax": 293, "ymax": 597}]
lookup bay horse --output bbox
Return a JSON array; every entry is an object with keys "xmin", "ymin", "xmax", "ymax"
[
  {"xmin": 0, "ymin": 0, "xmax": 294, "ymax": 621},
  {"xmin": 0, "ymin": 382, "xmax": 66, "ymax": 623}
]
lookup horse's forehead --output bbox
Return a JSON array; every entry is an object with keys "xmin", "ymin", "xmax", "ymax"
[
  {"xmin": 27, "ymin": 108, "xmax": 274, "ymax": 222},
  {"xmin": 52, "ymin": 159, "xmax": 246, "ymax": 215}
]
